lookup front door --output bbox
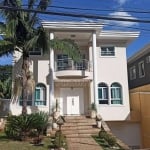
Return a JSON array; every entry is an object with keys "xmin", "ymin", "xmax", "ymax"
[
  {"xmin": 67, "ymin": 96, "xmax": 80, "ymax": 115},
  {"xmin": 60, "ymin": 88, "xmax": 84, "ymax": 115}
]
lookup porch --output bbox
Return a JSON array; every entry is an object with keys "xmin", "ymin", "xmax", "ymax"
[{"xmin": 54, "ymin": 79, "xmax": 91, "ymax": 116}]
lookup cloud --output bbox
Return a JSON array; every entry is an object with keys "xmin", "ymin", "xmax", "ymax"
[
  {"xmin": 108, "ymin": 11, "xmax": 138, "ymax": 27},
  {"xmin": 115, "ymin": 0, "xmax": 128, "ymax": 5}
]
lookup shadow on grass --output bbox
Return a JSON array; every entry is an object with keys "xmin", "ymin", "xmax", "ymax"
[{"xmin": 0, "ymin": 132, "xmax": 10, "ymax": 141}]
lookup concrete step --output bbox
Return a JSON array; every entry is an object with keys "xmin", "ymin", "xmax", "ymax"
[
  {"xmin": 62, "ymin": 125, "xmax": 96, "ymax": 130},
  {"xmin": 62, "ymin": 128, "xmax": 99, "ymax": 135}
]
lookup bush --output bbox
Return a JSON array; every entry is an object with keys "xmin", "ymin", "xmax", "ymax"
[
  {"xmin": 107, "ymin": 136, "xmax": 116, "ymax": 146},
  {"xmin": 54, "ymin": 130, "xmax": 66, "ymax": 148},
  {"xmin": 4, "ymin": 112, "xmax": 49, "ymax": 141},
  {"xmin": 99, "ymin": 130, "xmax": 116, "ymax": 147}
]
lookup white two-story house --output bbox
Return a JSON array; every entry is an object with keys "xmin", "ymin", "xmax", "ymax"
[{"xmin": 11, "ymin": 21, "xmax": 139, "ymax": 121}]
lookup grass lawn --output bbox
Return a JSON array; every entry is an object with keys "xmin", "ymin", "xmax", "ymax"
[{"xmin": 0, "ymin": 132, "xmax": 53, "ymax": 150}]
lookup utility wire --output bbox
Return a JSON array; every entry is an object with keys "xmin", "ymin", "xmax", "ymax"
[{"xmin": 1, "ymin": 6, "xmax": 150, "ymax": 23}]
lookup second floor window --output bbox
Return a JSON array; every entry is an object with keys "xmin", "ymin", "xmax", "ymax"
[
  {"xmin": 129, "ymin": 66, "xmax": 136, "ymax": 80},
  {"xmin": 100, "ymin": 46, "xmax": 115, "ymax": 56},
  {"xmin": 138, "ymin": 61, "xmax": 145, "ymax": 78}
]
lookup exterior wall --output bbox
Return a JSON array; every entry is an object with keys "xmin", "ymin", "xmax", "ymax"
[
  {"xmin": 92, "ymin": 46, "xmax": 130, "ymax": 121},
  {"xmin": 11, "ymin": 54, "xmax": 51, "ymax": 115},
  {"xmin": 128, "ymin": 51, "xmax": 150, "ymax": 89},
  {"xmin": 54, "ymin": 84, "xmax": 90, "ymax": 115},
  {"xmin": 107, "ymin": 121, "xmax": 142, "ymax": 149},
  {"xmin": 130, "ymin": 84, "xmax": 150, "ymax": 148}
]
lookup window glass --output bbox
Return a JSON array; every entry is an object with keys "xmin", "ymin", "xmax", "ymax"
[
  {"xmin": 35, "ymin": 83, "xmax": 46, "ymax": 106},
  {"xmin": 139, "ymin": 61, "xmax": 145, "ymax": 77},
  {"xmin": 101, "ymin": 46, "xmax": 115, "ymax": 56},
  {"xmin": 98, "ymin": 83, "xmax": 109, "ymax": 104},
  {"xmin": 130, "ymin": 66, "xmax": 136, "ymax": 80},
  {"xmin": 111, "ymin": 83, "xmax": 122, "ymax": 104}
]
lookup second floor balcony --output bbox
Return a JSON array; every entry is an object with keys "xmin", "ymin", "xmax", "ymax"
[{"xmin": 55, "ymin": 58, "xmax": 92, "ymax": 78}]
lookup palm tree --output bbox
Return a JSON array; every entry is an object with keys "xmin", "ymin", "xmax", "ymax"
[{"xmin": 0, "ymin": 0, "xmax": 80, "ymax": 114}]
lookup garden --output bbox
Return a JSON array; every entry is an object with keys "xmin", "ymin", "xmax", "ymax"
[{"xmin": 0, "ymin": 112, "xmax": 67, "ymax": 150}]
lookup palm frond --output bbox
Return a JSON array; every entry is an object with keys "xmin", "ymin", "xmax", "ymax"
[
  {"xmin": 50, "ymin": 38, "xmax": 81, "ymax": 61},
  {"xmin": 0, "ymin": 40, "xmax": 14, "ymax": 57}
]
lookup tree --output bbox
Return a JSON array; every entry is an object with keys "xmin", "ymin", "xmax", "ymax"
[{"xmin": 0, "ymin": 0, "xmax": 80, "ymax": 114}]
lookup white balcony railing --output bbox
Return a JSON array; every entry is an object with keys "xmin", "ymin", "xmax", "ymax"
[{"xmin": 55, "ymin": 58, "xmax": 91, "ymax": 71}]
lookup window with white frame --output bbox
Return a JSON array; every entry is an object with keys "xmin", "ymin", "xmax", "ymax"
[
  {"xmin": 129, "ymin": 66, "xmax": 136, "ymax": 80},
  {"xmin": 138, "ymin": 61, "xmax": 145, "ymax": 78},
  {"xmin": 111, "ymin": 83, "xmax": 122, "ymax": 104},
  {"xmin": 98, "ymin": 83, "xmax": 109, "ymax": 104},
  {"xmin": 146, "ymin": 55, "xmax": 150, "ymax": 63},
  {"xmin": 35, "ymin": 83, "xmax": 46, "ymax": 106},
  {"xmin": 100, "ymin": 46, "xmax": 115, "ymax": 56}
]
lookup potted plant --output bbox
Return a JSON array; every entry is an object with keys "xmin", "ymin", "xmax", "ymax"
[
  {"xmin": 90, "ymin": 103, "xmax": 97, "ymax": 118},
  {"xmin": 96, "ymin": 114, "xmax": 102, "ymax": 128}
]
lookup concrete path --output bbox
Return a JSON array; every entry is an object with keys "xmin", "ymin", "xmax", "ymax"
[{"xmin": 66, "ymin": 136, "xmax": 103, "ymax": 150}]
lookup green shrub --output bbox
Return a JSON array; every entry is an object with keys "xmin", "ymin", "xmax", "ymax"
[
  {"xmin": 99, "ymin": 130, "xmax": 116, "ymax": 147},
  {"xmin": 99, "ymin": 130, "xmax": 109, "ymax": 139},
  {"xmin": 4, "ymin": 112, "xmax": 49, "ymax": 140},
  {"xmin": 54, "ymin": 130, "xmax": 66, "ymax": 148},
  {"xmin": 107, "ymin": 136, "xmax": 116, "ymax": 146}
]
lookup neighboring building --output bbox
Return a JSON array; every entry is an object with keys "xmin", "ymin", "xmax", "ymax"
[
  {"xmin": 128, "ymin": 44, "xmax": 150, "ymax": 148},
  {"xmin": 11, "ymin": 22, "xmax": 141, "ymax": 148}
]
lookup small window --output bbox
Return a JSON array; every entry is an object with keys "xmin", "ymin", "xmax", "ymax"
[
  {"xmin": 98, "ymin": 83, "xmax": 109, "ymax": 104},
  {"xmin": 129, "ymin": 66, "xmax": 136, "ymax": 80},
  {"xmin": 111, "ymin": 83, "xmax": 122, "ymax": 104},
  {"xmin": 146, "ymin": 56, "xmax": 150, "ymax": 63},
  {"xmin": 100, "ymin": 46, "xmax": 115, "ymax": 56},
  {"xmin": 35, "ymin": 83, "xmax": 46, "ymax": 106},
  {"xmin": 29, "ymin": 48, "xmax": 42, "ymax": 55},
  {"xmin": 138, "ymin": 61, "xmax": 145, "ymax": 78}
]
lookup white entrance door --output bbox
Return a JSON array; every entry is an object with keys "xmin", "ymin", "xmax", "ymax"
[
  {"xmin": 67, "ymin": 96, "xmax": 80, "ymax": 115},
  {"xmin": 60, "ymin": 88, "xmax": 84, "ymax": 115}
]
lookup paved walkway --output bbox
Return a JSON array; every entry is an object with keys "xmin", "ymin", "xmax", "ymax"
[{"xmin": 66, "ymin": 136, "xmax": 103, "ymax": 150}]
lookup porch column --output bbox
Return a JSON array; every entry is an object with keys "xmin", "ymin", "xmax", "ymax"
[
  {"xmin": 92, "ymin": 31, "xmax": 98, "ymax": 106},
  {"xmin": 49, "ymin": 32, "xmax": 55, "ymax": 114}
]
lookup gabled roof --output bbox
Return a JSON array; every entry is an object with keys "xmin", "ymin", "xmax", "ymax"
[{"xmin": 128, "ymin": 43, "xmax": 150, "ymax": 63}]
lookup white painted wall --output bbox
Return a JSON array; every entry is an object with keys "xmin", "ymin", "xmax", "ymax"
[{"xmin": 90, "ymin": 46, "xmax": 130, "ymax": 121}]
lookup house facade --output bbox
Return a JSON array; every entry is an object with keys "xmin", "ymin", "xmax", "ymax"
[
  {"xmin": 10, "ymin": 21, "xmax": 142, "ymax": 148},
  {"xmin": 11, "ymin": 22, "xmax": 139, "ymax": 120},
  {"xmin": 128, "ymin": 44, "xmax": 150, "ymax": 148}
]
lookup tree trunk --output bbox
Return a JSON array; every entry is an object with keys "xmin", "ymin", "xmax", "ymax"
[{"xmin": 22, "ymin": 53, "xmax": 30, "ymax": 115}]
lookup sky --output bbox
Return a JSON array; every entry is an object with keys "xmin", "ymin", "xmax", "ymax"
[{"xmin": 0, "ymin": 0, "xmax": 150, "ymax": 65}]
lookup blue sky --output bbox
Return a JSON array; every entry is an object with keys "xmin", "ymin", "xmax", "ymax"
[{"xmin": 0, "ymin": 0, "xmax": 150, "ymax": 65}]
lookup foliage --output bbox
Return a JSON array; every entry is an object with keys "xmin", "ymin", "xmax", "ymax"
[
  {"xmin": 31, "ymin": 111, "xmax": 49, "ymax": 136},
  {"xmin": 0, "ymin": 65, "xmax": 12, "ymax": 82},
  {"xmin": 0, "ymin": 77, "xmax": 12, "ymax": 99},
  {"xmin": 0, "ymin": 0, "xmax": 80, "ymax": 114},
  {"xmin": 0, "ymin": 65, "xmax": 12, "ymax": 99},
  {"xmin": 4, "ymin": 112, "xmax": 49, "ymax": 141},
  {"xmin": 99, "ymin": 130, "xmax": 117, "ymax": 147},
  {"xmin": 54, "ymin": 130, "xmax": 66, "ymax": 148},
  {"xmin": 91, "ymin": 102, "xmax": 97, "ymax": 111}
]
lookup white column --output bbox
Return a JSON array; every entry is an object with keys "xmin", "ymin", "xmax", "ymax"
[
  {"xmin": 92, "ymin": 31, "xmax": 98, "ymax": 106},
  {"xmin": 49, "ymin": 32, "xmax": 55, "ymax": 114}
]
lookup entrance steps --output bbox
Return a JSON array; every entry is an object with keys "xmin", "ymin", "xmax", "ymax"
[{"xmin": 61, "ymin": 116, "xmax": 99, "ymax": 138}]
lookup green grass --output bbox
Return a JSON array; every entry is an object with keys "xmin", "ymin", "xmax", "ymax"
[{"xmin": 0, "ymin": 132, "xmax": 52, "ymax": 150}]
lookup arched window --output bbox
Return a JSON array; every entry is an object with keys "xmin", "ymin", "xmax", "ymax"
[
  {"xmin": 111, "ymin": 82, "xmax": 122, "ymax": 104},
  {"xmin": 35, "ymin": 83, "xmax": 46, "ymax": 106},
  {"xmin": 98, "ymin": 83, "xmax": 109, "ymax": 104}
]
